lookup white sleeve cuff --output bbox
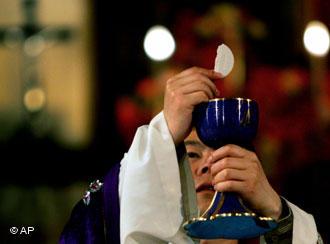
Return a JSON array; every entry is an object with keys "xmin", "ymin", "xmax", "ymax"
[{"xmin": 286, "ymin": 200, "xmax": 318, "ymax": 244}]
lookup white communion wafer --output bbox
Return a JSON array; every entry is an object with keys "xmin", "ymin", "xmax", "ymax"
[{"xmin": 214, "ymin": 44, "xmax": 234, "ymax": 77}]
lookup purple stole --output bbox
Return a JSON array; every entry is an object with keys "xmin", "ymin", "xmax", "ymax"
[{"xmin": 59, "ymin": 163, "xmax": 121, "ymax": 243}]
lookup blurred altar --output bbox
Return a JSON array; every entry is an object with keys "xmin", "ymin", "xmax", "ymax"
[{"xmin": 0, "ymin": 0, "xmax": 330, "ymax": 243}]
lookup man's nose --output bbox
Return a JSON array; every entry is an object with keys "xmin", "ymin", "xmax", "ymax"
[{"xmin": 196, "ymin": 157, "xmax": 211, "ymax": 176}]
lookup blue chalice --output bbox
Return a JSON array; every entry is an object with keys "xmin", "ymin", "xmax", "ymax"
[{"xmin": 183, "ymin": 98, "xmax": 277, "ymax": 239}]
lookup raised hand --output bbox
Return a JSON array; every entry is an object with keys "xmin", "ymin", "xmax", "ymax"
[
  {"xmin": 209, "ymin": 144, "xmax": 282, "ymax": 220},
  {"xmin": 163, "ymin": 67, "xmax": 222, "ymax": 145}
]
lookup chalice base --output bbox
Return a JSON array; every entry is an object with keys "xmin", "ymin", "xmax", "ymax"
[{"xmin": 183, "ymin": 192, "xmax": 278, "ymax": 239}]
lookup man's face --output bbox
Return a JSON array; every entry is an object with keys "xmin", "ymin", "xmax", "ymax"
[{"xmin": 184, "ymin": 130, "xmax": 215, "ymax": 214}]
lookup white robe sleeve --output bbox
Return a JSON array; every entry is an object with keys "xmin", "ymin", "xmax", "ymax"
[
  {"xmin": 118, "ymin": 112, "xmax": 194, "ymax": 244},
  {"xmin": 286, "ymin": 200, "xmax": 319, "ymax": 244}
]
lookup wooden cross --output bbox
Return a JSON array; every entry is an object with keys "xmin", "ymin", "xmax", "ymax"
[{"xmin": 0, "ymin": 0, "xmax": 74, "ymax": 134}]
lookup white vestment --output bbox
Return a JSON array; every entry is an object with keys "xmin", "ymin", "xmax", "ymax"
[{"xmin": 119, "ymin": 112, "xmax": 319, "ymax": 244}]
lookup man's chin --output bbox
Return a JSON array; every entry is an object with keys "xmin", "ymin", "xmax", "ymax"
[{"xmin": 197, "ymin": 190, "xmax": 215, "ymax": 213}]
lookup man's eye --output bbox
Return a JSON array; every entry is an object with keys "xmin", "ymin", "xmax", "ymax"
[{"xmin": 187, "ymin": 152, "xmax": 201, "ymax": 159}]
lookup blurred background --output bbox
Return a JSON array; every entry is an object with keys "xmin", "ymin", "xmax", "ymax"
[{"xmin": 0, "ymin": 0, "xmax": 330, "ymax": 243}]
